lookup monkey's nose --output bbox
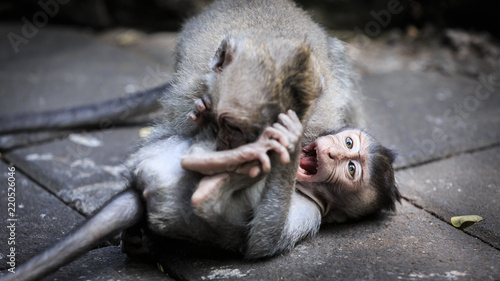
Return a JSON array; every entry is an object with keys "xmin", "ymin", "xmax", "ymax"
[{"xmin": 328, "ymin": 148, "xmax": 344, "ymax": 160}]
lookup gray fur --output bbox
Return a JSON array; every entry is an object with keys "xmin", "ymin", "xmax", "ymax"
[{"xmin": 159, "ymin": 0, "xmax": 360, "ymax": 142}]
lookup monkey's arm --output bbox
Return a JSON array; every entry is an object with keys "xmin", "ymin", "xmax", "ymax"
[
  {"xmin": 181, "ymin": 128, "xmax": 291, "ymax": 177},
  {"xmin": 244, "ymin": 110, "xmax": 306, "ymax": 259}
]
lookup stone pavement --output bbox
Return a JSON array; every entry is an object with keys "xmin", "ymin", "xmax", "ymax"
[{"xmin": 0, "ymin": 25, "xmax": 499, "ymax": 281}]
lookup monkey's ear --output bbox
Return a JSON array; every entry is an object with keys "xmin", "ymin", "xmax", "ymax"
[
  {"xmin": 281, "ymin": 42, "xmax": 320, "ymax": 121},
  {"xmin": 211, "ymin": 36, "xmax": 237, "ymax": 73}
]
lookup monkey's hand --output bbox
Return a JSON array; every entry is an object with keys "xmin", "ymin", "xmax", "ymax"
[
  {"xmin": 181, "ymin": 136, "xmax": 290, "ymax": 177},
  {"xmin": 240, "ymin": 110, "xmax": 303, "ymax": 176},
  {"xmin": 273, "ymin": 110, "xmax": 303, "ymax": 153},
  {"xmin": 188, "ymin": 95, "xmax": 212, "ymax": 126},
  {"xmin": 182, "ymin": 110, "xmax": 301, "ymax": 177}
]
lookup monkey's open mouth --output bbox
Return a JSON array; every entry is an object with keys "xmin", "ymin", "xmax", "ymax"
[{"xmin": 300, "ymin": 143, "xmax": 318, "ymax": 175}]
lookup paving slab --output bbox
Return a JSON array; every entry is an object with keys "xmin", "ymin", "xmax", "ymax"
[
  {"xmin": 0, "ymin": 245, "xmax": 172, "ymax": 281},
  {"xmin": 0, "ymin": 24, "xmax": 172, "ymax": 115},
  {"xmin": 3, "ymin": 127, "xmax": 143, "ymax": 215},
  {"xmin": 156, "ymin": 201, "xmax": 500, "ymax": 281},
  {"xmin": 361, "ymin": 70, "xmax": 500, "ymax": 168},
  {"xmin": 397, "ymin": 146, "xmax": 500, "ymax": 249},
  {"xmin": 0, "ymin": 161, "xmax": 84, "ymax": 269},
  {"xmin": 37, "ymin": 246, "xmax": 172, "ymax": 281}
]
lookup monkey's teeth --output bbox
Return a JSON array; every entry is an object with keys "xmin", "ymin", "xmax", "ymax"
[{"xmin": 299, "ymin": 166, "xmax": 309, "ymax": 175}]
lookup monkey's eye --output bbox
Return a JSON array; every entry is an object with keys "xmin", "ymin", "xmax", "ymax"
[
  {"xmin": 348, "ymin": 161, "xmax": 356, "ymax": 178},
  {"xmin": 225, "ymin": 122, "xmax": 241, "ymax": 133},
  {"xmin": 345, "ymin": 137, "xmax": 353, "ymax": 149}
]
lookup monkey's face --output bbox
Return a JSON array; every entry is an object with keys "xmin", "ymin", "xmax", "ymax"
[
  {"xmin": 297, "ymin": 130, "xmax": 381, "ymax": 222},
  {"xmin": 211, "ymin": 49, "xmax": 285, "ymax": 150},
  {"xmin": 297, "ymin": 130, "xmax": 400, "ymax": 222},
  {"xmin": 209, "ymin": 35, "xmax": 320, "ymax": 150},
  {"xmin": 214, "ymin": 70, "xmax": 272, "ymax": 150},
  {"xmin": 216, "ymin": 112, "xmax": 256, "ymax": 150},
  {"xmin": 298, "ymin": 129, "xmax": 371, "ymax": 189}
]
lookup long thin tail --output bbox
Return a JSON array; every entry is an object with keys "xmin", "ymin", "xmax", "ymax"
[
  {"xmin": 0, "ymin": 83, "xmax": 170, "ymax": 134},
  {"xmin": 1, "ymin": 190, "xmax": 144, "ymax": 281}
]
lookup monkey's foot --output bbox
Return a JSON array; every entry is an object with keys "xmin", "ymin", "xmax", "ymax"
[
  {"xmin": 188, "ymin": 95, "xmax": 212, "ymax": 126},
  {"xmin": 120, "ymin": 228, "xmax": 151, "ymax": 258}
]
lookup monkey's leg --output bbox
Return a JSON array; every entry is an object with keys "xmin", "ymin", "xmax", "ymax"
[
  {"xmin": 4, "ymin": 190, "xmax": 143, "ymax": 281},
  {"xmin": 191, "ymin": 173, "xmax": 230, "ymax": 219}
]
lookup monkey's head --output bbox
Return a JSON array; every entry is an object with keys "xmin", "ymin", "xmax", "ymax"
[
  {"xmin": 207, "ymin": 34, "xmax": 321, "ymax": 150},
  {"xmin": 296, "ymin": 128, "xmax": 401, "ymax": 223}
]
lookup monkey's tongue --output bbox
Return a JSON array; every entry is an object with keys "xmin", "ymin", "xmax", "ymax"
[{"xmin": 300, "ymin": 156, "xmax": 318, "ymax": 174}]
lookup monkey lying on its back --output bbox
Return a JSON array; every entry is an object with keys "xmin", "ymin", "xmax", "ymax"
[
  {"xmin": 123, "ymin": 108, "xmax": 400, "ymax": 259},
  {"xmin": 184, "ymin": 95, "xmax": 400, "ymax": 225},
  {"xmin": 184, "ymin": 127, "xmax": 400, "ymax": 227},
  {"xmin": 173, "ymin": 104, "xmax": 400, "ymax": 256}
]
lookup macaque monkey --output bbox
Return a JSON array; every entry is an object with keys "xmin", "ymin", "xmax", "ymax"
[
  {"xmin": 185, "ymin": 127, "xmax": 400, "ymax": 228},
  {"xmin": 2, "ymin": 0, "xmax": 382, "ymax": 280},
  {"xmin": 185, "ymin": 87, "xmax": 400, "ymax": 224},
  {"xmin": 136, "ymin": 113, "xmax": 400, "ymax": 259},
  {"xmin": 155, "ymin": 0, "xmax": 361, "ymax": 146},
  {"xmin": 123, "ymin": 110, "xmax": 307, "ymax": 260},
  {"xmin": 169, "ymin": 88, "xmax": 400, "ymax": 256},
  {"xmin": 181, "ymin": 96, "xmax": 399, "ymax": 247}
]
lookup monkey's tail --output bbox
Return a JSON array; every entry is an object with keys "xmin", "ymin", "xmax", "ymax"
[
  {"xmin": 1, "ymin": 190, "xmax": 144, "ymax": 281},
  {"xmin": 0, "ymin": 83, "xmax": 171, "ymax": 134}
]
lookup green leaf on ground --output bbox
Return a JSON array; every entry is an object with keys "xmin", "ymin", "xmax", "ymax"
[{"xmin": 451, "ymin": 215, "xmax": 484, "ymax": 228}]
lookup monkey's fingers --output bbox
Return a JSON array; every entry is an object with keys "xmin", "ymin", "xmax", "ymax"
[
  {"xmin": 255, "ymin": 150, "xmax": 272, "ymax": 173},
  {"xmin": 188, "ymin": 111, "xmax": 206, "ymax": 126},
  {"xmin": 272, "ymin": 123, "xmax": 296, "ymax": 152},
  {"xmin": 279, "ymin": 110, "xmax": 302, "ymax": 135},
  {"xmin": 189, "ymin": 111, "xmax": 199, "ymax": 121},
  {"xmin": 261, "ymin": 126, "xmax": 290, "ymax": 148},
  {"xmin": 234, "ymin": 161, "xmax": 261, "ymax": 177},
  {"xmin": 194, "ymin": 99, "xmax": 208, "ymax": 113},
  {"xmin": 287, "ymin": 109, "xmax": 300, "ymax": 123},
  {"xmin": 202, "ymin": 94, "xmax": 212, "ymax": 110},
  {"xmin": 262, "ymin": 139, "xmax": 290, "ymax": 165},
  {"xmin": 249, "ymin": 166, "xmax": 262, "ymax": 178},
  {"xmin": 273, "ymin": 123, "xmax": 295, "ymax": 141},
  {"xmin": 195, "ymin": 99, "xmax": 207, "ymax": 112}
]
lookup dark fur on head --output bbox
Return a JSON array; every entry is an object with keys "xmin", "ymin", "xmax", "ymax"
[
  {"xmin": 276, "ymin": 41, "xmax": 319, "ymax": 121},
  {"xmin": 250, "ymin": 37, "xmax": 320, "ymax": 126},
  {"xmin": 367, "ymin": 139, "xmax": 401, "ymax": 212}
]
